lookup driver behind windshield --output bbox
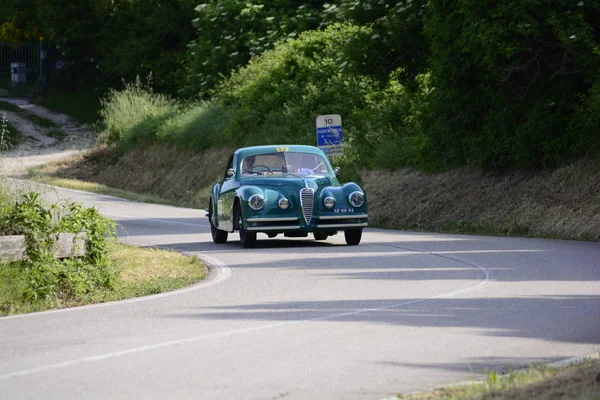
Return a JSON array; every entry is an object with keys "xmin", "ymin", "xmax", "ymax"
[{"xmin": 241, "ymin": 156, "xmax": 256, "ymax": 176}]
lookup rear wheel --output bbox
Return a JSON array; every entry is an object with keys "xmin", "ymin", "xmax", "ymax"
[
  {"xmin": 344, "ymin": 229, "xmax": 362, "ymax": 246},
  {"xmin": 209, "ymin": 202, "xmax": 228, "ymax": 244},
  {"xmin": 237, "ymin": 206, "xmax": 257, "ymax": 248}
]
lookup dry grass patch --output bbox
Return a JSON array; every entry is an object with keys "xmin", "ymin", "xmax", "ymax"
[
  {"xmin": 363, "ymin": 159, "xmax": 600, "ymax": 241},
  {"xmin": 104, "ymin": 242, "xmax": 207, "ymax": 300},
  {"xmin": 113, "ymin": 244, "xmax": 204, "ymax": 282}
]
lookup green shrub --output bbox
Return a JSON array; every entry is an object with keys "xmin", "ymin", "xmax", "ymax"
[
  {"xmin": 568, "ymin": 74, "xmax": 600, "ymax": 160},
  {"xmin": 156, "ymin": 101, "xmax": 232, "ymax": 151},
  {"xmin": 0, "ymin": 192, "xmax": 116, "ymax": 303},
  {"xmin": 99, "ymin": 76, "xmax": 179, "ymax": 150},
  {"xmin": 216, "ymin": 23, "xmax": 382, "ymax": 150}
]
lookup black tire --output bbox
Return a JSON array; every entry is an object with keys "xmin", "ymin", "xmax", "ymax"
[
  {"xmin": 237, "ymin": 207, "xmax": 257, "ymax": 248},
  {"xmin": 344, "ymin": 229, "xmax": 362, "ymax": 246},
  {"xmin": 209, "ymin": 202, "xmax": 228, "ymax": 244},
  {"xmin": 313, "ymin": 232, "xmax": 328, "ymax": 240}
]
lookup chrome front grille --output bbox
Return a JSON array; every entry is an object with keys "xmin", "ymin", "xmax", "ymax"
[{"xmin": 300, "ymin": 188, "xmax": 315, "ymax": 225}]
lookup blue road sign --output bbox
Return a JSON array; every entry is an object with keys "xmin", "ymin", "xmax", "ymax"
[
  {"xmin": 316, "ymin": 115, "xmax": 344, "ymax": 157},
  {"xmin": 317, "ymin": 126, "xmax": 343, "ymax": 157}
]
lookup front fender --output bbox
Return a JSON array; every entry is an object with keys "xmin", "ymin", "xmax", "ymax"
[
  {"xmin": 318, "ymin": 182, "xmax": 368, "ymax": 214},
  {"xmin": 236, "ymin": 186, "xmax": 293, "ymax": 227},
  {"xmin": 237, "ymin": 185, "xmax": 264, "ymax": 202},
  {"xmin": 210, "ymin": 183, "xmax": 220, "ymax": 226}
]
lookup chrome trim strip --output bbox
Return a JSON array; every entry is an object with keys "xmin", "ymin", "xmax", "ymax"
[
  {"xmin": 246, "ymin": 225, "xmax": 301, "ymax": 231},
  {"xmin": 246, "ymin": 217, "xmax": 299, "ymax": 222},
  {"xmin": 318, "ymin": 214, "xmax": 368, "ymax": 220},
  {"xmin": 316, "ymin": 223, "xmax": 368, "ymax": 228}
]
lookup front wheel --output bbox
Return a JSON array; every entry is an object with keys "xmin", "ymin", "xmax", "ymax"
[
  {"xmin": 313, "ymin": 232, "xmax": 328, "ymax": 240},
  {"xmin": 210, "ymin": 203, "xmax": 228, "ymax": 244},
  {"xmin": 344, "ymin": 229, "xmax": 362, "ymax": 246},
  {"xmin": 238, "ymin": 208, "xmax": 257, "ymax": 248}
]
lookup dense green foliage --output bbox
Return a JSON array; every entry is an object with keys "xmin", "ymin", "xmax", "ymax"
[
  {"xmin": 423, "ymin": 0, "xmax": 600, "ymax": 170},
  {"xmin": 0, "ymin": 191, "xmax": 116, "ymax": 307},
  {"xmin": 4, "ymin": 0, "xmax": 600, "ymax": 171},
  {"xmin": 183, "ymin": 0, "xmax": 327, "ymax": 96},
  {"xmin": 1, "ymin": 0, "xmax": 196, "ymax": 94},
  {"xmin": 99, "ymin": 23, "xmax": 426, "ymax": 179}
]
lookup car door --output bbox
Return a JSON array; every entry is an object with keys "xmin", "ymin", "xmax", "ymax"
[{"xmin": 217, "ymin": 154, "xmax": 239, "ymax": 232}]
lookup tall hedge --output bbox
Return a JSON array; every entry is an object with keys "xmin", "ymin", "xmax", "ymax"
[{"xmin": 422, "ymin": 0, "xmax": 600, "ymax": 170}]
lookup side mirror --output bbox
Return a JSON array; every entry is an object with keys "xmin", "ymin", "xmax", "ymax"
[
  {"xmin": 226, "ymin": 168, "xmax": 235, "ymax": 178},
  {"xmin": 334, "ymin": 167, "xmax": 341, "ymax": 177}
]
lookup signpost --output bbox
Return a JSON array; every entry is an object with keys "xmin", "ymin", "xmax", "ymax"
[{"xmin": 316, "ymin": 114, "xmax": 343, "ymax": 157}]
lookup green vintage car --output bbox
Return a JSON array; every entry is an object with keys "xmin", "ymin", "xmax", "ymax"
[{"xmin": 207, "ymin": 145, "xmax": 368, "ymax": 248}]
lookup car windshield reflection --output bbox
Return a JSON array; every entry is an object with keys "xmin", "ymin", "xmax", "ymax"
[{"xmin": 240, "ymin": 152, "xmax": 332, "ymax": 177}]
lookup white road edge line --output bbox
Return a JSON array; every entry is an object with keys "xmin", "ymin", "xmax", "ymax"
[{"xmin": 0, "ymin": 247, "xmax": 491, "ymax": 381}]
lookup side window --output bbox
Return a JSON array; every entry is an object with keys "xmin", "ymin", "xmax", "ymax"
[{"xmin": 223, "ymin": 154, "xmax": 235, "ymax": 180}]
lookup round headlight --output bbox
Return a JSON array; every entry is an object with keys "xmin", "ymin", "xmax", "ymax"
[
  {"xmin": 348, "ymin": 191, "xmax": 364, "ymax": 207},
  {"xmin": 324, "ymin": 196, "xmax": 335, "ymax": 209},
  {"xmin": 248, "ymin": 194, "xmax": 265, "ymax": 210},
  {"xmin": 278, "ymin": 198, "xmax": 289, "ymax": 210}
]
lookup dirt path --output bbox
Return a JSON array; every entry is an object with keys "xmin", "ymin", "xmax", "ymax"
[{"xmin": 0, "ymin": 98, "xmax": 96, "ymax": 177}]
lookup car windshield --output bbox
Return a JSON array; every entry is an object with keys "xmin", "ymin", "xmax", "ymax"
[{"xmin": 240, "ymin": 152, "xmax": 331, "ymax": 177}]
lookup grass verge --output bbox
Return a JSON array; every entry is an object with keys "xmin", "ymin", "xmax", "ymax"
[
  {"xmin": 0, "ymin": 241, "xmax": 207, "ymax": 316},
  {"xmin": 398, "ymin": 357, "xmax": 600, "ymax": 400}
]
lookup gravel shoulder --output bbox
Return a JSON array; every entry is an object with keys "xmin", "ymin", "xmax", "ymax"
[{"xmin": 0, "ymin": 97, "xmax": 96, "ymax": 177}]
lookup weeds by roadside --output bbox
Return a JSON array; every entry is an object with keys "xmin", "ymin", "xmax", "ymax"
[
  {"xmin": 0, "ymin": 186, "xmax": 207, "ymax": 316},
  {"xmin": 0, "ymin": 241, "xmax": 207, "ymax": 315},
  {"xmin": 398, "ymin": 358, "xmax": 600, "ymax": 400},
  {"xmin": 0, "ymin": 113, "xmax": 10, "ymax": 152},
  {"xmin": 0, "ymin": 112, "xmax": 21, "ymax": 151},
  {"xmin": 0, "ymin": 191, "xmax": 116, "ymax": 306}
]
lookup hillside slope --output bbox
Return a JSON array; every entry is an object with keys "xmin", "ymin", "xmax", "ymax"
[{"xmin": 38, "ymin": 142, "xmax": 600, "ymax": 242}]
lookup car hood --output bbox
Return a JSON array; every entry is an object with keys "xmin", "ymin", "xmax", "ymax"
[{"xmin": 240, "ymin": 175, "xmax": 337, "ymax": 193}]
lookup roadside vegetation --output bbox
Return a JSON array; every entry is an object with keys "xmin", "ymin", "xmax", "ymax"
[
  {"xmin": 0, "ymin": 112, "xmax": 21, "ymax": 150},
  {"xmin": 0, "ymin": 182, "xmax": 206, "ymax": 316},
  {"xmin": 398, "ymin": 358, "xmax": 600, "ymax": 400}
]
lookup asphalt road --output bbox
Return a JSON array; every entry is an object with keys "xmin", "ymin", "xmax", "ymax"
[{"xmin": 1, "ymin": 185, "xmax": 599, "ymax": 400}]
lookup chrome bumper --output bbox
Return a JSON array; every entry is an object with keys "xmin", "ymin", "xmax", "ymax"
[{"xmin": 244, "ymin": 214, "xmax": 368, "ymax": 231}]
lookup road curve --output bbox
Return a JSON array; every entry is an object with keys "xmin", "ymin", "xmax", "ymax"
[{"xmin": 1, "ymin": 186, "xmax": 599, "ymax": 400}]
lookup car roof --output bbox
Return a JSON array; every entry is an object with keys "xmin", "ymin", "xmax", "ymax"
[{"xmin": 235, "ymin": 145, "xmax": 326, "ymax": 158}]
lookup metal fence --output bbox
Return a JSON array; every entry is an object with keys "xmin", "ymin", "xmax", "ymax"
[{"xmin": 0, "ymin": 41, "xmax": 43, "ymax": 97}]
